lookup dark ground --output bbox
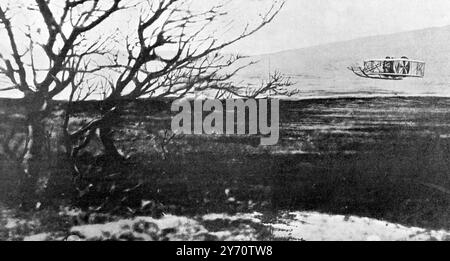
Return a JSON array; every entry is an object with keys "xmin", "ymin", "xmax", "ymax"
[{"xmin": 0, "ymin": 97, "xmax": 449, "ymax": 239}]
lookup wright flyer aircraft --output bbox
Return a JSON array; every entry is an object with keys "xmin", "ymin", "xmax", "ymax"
[{"xmin": 349, "ymin": 57, "xmax": 426, "ymax": 80}]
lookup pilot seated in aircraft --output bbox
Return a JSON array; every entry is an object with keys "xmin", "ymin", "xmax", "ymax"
[{"xmin": 383, "ymin": 56, "xmax": 394, "ymax": 74}]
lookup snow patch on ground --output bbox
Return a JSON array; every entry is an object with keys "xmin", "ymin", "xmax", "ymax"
[
  {"xmin": 65, "ymin": 213, "xmax": 266, "ymax": 241},
  {"xmin": 68, "ymin": 215, "xmax": 211, "ymax": 241},
  {"xmin": 271, "ymin": 212, "xmax": 450, "ymax": 241},
  {"xmin": 202, "ymin": 212, "xmax": 262, "ymax": 223},
  {"xmin": 21, "ymin": 211, "xmax": 450, "ymax": 241}
]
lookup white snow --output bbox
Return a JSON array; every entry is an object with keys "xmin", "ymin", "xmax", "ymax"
[{"xmin": 271, "ymin": 212, "xmax": 450, "ymax": 241}]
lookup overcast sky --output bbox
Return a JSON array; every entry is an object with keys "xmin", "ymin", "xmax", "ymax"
[
  {"xmin": 2, "ymin": 0, "xmax": 450, "ymax": 55},
  {"xmin": 227, "ymin": 0, "xmax": 450, "ymax": 55}
]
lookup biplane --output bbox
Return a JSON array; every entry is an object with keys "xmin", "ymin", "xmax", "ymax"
[{"xmin": 348, "ymin": 57, "xmax": 425, "ymax": 80}]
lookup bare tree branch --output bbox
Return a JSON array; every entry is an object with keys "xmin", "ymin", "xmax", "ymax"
[{"xmin": 0, "ymin": 6, "xmax": 31, "ymax": 93}]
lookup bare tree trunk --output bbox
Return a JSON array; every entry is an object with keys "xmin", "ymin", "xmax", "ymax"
[
  {"xmin": 19, "ymin": 94, "xmax": 48, "ymax": 207},
  {"xmin": 98, "ymin": 102, "xmax": 124, "ymax": 160},
  {"xmin": 99, "ymin": 126, "xmax": 123, "ymax": 160}
]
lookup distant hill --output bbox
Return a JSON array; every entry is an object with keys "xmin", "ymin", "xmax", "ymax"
[{"xmin": 236, "ymin": 26, "xmax": 450, "ymax": 99}]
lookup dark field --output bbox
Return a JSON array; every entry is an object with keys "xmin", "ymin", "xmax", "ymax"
[{"xmin": 1, "ymin": 97, "xmax": 450, "ymax": 234}]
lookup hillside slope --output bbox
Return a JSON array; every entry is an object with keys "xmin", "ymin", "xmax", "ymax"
[{"xmin": 237, "ymin": 26, "xmax": 450, "ymax": 99}]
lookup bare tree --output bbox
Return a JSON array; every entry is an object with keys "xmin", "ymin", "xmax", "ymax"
[
  {"xmin": 0, "ymin": 0, "xmax": 293, "ymax": 203},
  {"xmin": 0, "ymin": 0, "xmax": 125, "ymax": 202},
  {"xmin": 75, "ymin": 0, "xmax": 294, "ymax": 158}
]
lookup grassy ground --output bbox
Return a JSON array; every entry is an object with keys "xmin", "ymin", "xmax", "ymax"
[{"xmin": 0, "ymin": 97, "xmax": 450, "ymax": 240}]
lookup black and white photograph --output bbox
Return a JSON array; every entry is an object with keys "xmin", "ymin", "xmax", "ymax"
[{"xmin": 0, "ymin": 0, "xmax": 449, "ymax": 243}]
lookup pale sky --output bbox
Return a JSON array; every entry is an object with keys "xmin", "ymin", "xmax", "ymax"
[
  {"xmin": 227, "ymin": 0, "xmax": 450, "ymax": 55},
  {"xmin": 2, "ymin": 0, "xmax": 450, "ymax": 55}
]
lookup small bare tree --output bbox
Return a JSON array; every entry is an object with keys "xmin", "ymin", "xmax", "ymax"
[{"xmin": 74, "ymin": 0, "xmax": 294, "ymax": 158}]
